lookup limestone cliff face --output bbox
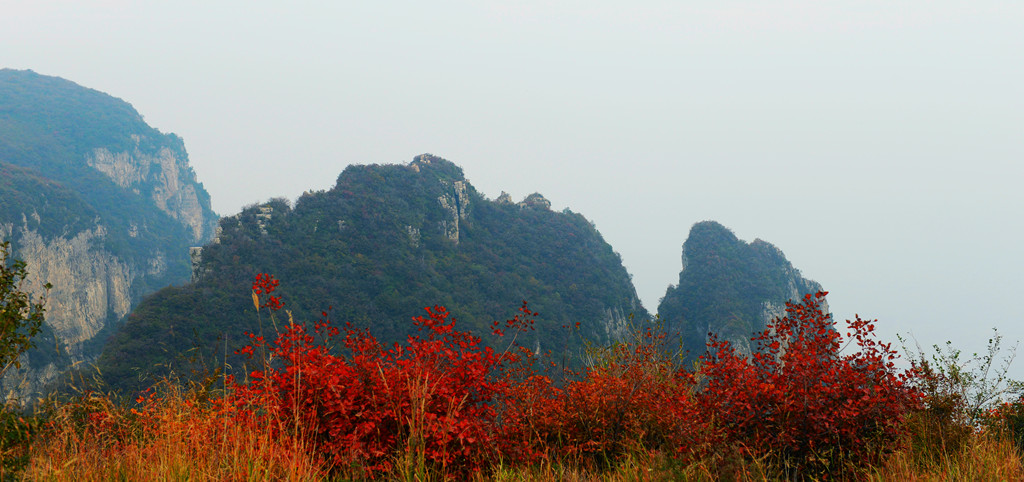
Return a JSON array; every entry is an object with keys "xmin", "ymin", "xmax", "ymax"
[
  {"xmin": 437, "ymin": 180, "xmax": 470, "ymax": 243},
  {"xmin": 87, "ymin": 138, "xmax": 212, "ymax": 242},
  {"xmin": 0, "ymin": 222, "xmax": 136, "ymax": 399},
  {"xmin": 9, "ymin": 226, "xmax": 133, "ymax": 348},
  {"xmin": 601, "ymin": 303, "xmax": 640, "ymax": 341}
]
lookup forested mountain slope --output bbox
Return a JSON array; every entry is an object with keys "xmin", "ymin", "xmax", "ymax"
[
  {"xmin": 657, "ymin": 221, "xmax": 823, "ymax": 361},
  {"xmin": 98, "ymin": 155, "xmax": 647, "ymax": 391}
]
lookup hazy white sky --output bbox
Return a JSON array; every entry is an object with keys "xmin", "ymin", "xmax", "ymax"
[{"xmin": 3, "ymin": 1, "xmax": 1023, "ymax": 372}]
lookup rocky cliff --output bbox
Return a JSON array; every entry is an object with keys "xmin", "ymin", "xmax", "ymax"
[
  {"xmin": 657, "ymin": 221, "xmax": 824, "ymax": 360},
  {"xmin": 0, "ymin": 70, "xmax": 218, "ymax": 401},
  {"xmin": 87, "ymin": 142, "xmax": 213, "ymax": 242},
  {"xmin": 0, "ymin": 225, "xmax": 132, "ymax": 351}
]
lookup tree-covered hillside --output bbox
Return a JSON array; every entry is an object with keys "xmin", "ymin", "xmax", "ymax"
[
  {"xmin": 657, "ymin": 221, "xmax": 823, "ymax": 361},
  {"xmin": 98, "ymin": 155, "xmax": 647, "ymax": 391}
]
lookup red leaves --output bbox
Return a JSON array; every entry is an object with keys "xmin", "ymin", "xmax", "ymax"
[
  {"xmin": 492, "ymin": 301, "xmax": 538, "ymax": 334},
  {"xmin": 264, "ymin": 295, "xmax": 284, "ymax": 311},
  {"xmin": 251, "ymin": 273, "xmax": 284, "ymax": 311},
  {"xmin": 228, "ymin": 276, "xmax": 922, "ymax": 478},
  {"xmin": 230, "ymin": 287, "xmax": 511, "ymax": 477},
  {"xmin": 251, "ymin": 273, "xmax": 279, "ymax": 295},
  {"xmin": 695, "ymin": 290, "xmax": 922, "ymax": 473}
]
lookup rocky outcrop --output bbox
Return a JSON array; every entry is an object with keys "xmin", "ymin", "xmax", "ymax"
[
  {"xmin": 437, "ymin": 180, "xmax": 470, "ymax": 244},
  {"xmin": 189, "ymin": 247, "xmax": 204, "ymax": 282},
  {"xmin": 601, "ymin": 305, "xmax": 634, "ymax": 341},
  {"xmin": 87, "ymin": 140, "xmax": 211, "ymax": 242},
  {"xmin": 518, "ymin": 193, "xmax": 551, "ymax": 210},
  {"xmin": 406, "ymin": 225, "xmax": 421, "ymax": 248}
]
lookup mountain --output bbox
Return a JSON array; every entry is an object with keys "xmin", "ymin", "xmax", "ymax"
[
  {"xmin": 0, "ymin": 69, "xmax": 218, "ymax": 400},
  {"xmin": 97, "ymin": 154, "xmax": 648, "ymax": 391},
  {"xmin": 657, "ymin": 221, "xmax": 824, "ymax": 361}
]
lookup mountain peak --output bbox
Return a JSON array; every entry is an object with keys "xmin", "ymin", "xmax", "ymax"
[
  {"xmin": 99, "ymin": 155, "xmax": 647, "ymax": 390},
  {"xmin": 409, "ymin": 153, "xmax": 464, "ymax": 180},
  {"xmin": 659, "ymin": 221, "xmax": 822, "ymax": 360},
  {"xmin": 686, "ymin": 220, "xmax": 739, "ymax": 244},
  {"xmin": 519, "ymin": 193, "xmax": 552, "ymax": 210}
]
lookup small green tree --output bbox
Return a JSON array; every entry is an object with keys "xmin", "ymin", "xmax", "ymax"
[
  {"xmin": 902, "ymin": 329, "xmax": 1024, "ymax": 425},
  {"xmin": 0, "ymin": 241, "xmax": 49, "ymax": 379}
]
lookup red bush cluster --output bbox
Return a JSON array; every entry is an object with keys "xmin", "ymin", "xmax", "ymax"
[
  {"xmin": 696, "ymin": 292, "xmax": 922, "ymax": 472},
  {"xmin": 231, "ymin": 303, "xmax": 516, "ymax": 476},
  {"xmin": 227, "ymin": 275, "xmax": 922, "ymax": 478}
]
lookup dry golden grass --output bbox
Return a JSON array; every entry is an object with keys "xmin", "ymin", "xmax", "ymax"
[
  {"xmin": 23, "ymin": 383, "xmax": 325, "ymax": 481},
  {"xmin": 482, "ymin": 449, "xmax": 779, "ymax": 482},
  {"xmin": 21, "ymin": 410, "xmax": 1024, "ymax": 482},
  {"xmin": 18, "ymin": 380, "xmax": 1024, "ymax": 481},
  {"xmin": 870, "ymin": 430, "xmax": 1024, "ymax": 482}
]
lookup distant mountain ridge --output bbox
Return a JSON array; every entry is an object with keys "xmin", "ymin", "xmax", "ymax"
[
  {"xmin": 0, "ymin": 69, "xmax": 218, "ymax": 400},
  {"xmin": 97, "ymin": 154, "xmax": 648, "ymax": 391},
  {"xmin": 0, "ymin": 69, "xmax": 827, "ymax": 397},
  {"xmin": 98, "ymin": 159, "xmax": 825, "ymax": 391}
]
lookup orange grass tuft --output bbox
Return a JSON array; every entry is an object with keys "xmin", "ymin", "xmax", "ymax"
[{"xmin": 24, "ymin": 382, "xmax": 325, "ymax": 481}]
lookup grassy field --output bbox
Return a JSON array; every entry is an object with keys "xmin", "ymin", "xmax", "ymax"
[{"xmin": 10, "ymin": 383, "xmax": 1024, "ymax": 481}]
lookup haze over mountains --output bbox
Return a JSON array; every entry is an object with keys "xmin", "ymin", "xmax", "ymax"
[{"xmin": 1, "ymin": 70, "xmax": 822, "ymax": 396}]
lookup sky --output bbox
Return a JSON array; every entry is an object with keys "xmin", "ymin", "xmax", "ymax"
[{"xmin": 3, "ymin": 1, "xmax": 1023, "ymax": 374}]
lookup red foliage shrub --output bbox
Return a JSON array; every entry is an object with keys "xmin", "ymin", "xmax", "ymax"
[
  {"xmin": 231, "ymin": 293, "xmax": 522, "ymax": 477},
  {"xmin": 983, "ymin": 396, "xmax": 1024, "ymax": 453},
  {"xmin": 229, "ymin": 275, "xmax": 922, "ymax": 478},
  {"xmin": 695, "ymin": 291, "xmax": 922, "ymax": 473}
]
